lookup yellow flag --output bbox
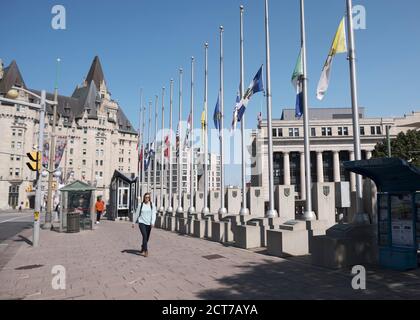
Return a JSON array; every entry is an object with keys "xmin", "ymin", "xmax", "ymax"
[
  {"xmin": 201, "ymin": 110, "xmax": 206, "ymax": 129},
  {"xmin": 317, "ymin": 17, "xmax": 348, "ymax": 100},
  {"xmin": 201, "ymin": 110, "xmax": 206, "ymax": 147},
  {"xmin": 330, "ymin": 18, "xmax": 347, "ymax": 55}
]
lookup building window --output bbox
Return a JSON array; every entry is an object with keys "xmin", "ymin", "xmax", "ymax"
[
  {"xmin": 70, "ymin": 148, "xmax": 74, "ymax": 155},
  {"xmin": 311, "ymin": 128, "xmax": 316, "ymax": 137},
  {"xmin": 16, "ymin": 142, "xmax": 22, "ymax": 149},
  {"xmin": 360, "ymin": 126, "xmax": 365, "ymax": 136},
  {"xmin": 376, "ymin": 126, "xmax": 382, "ymax": 135},
  {"xmin": 15, "ymin": 168, "xmax": 20, "ymax": 177},
  {"xmin": 343, "ymin": 127, "xmax": 349, "ymax": 136},
  {"xmin": 100, "ymin": 160, "xmax": 103, "ymax": 166},
  {"xmin": 278, "ymin": 128, "xmax": 283, "ymax": 137},
  {"xmin": 11, "ymin": 141, "xmax": 15, "ymax": 149},
  {"xmin": 338, "ymin": 127, "xmax": 348, "ymax": 136},
  {"xmin": 9, "ymin": 168, "xmax": 13, "ymax": 176},
  {"xmin": 69, "ymin": 159, "xmax": 73, "ymax": 165},
  {"xmin": 16, "ymin": 156, "xmax": 20, "ymax": 161},
  {"xmin": 83, "ymin": 149, "xmax": 87, "ymax": 156},
  {"xmin": 273, "ymin": 129, "xmax": 277, "ymax": 137},
  {"xmin": 12, "ymin": 129, "xmax": 16, "ymax": 136},
  {"xmin": 289, "ymin": 128, "xmax": 299, "ymax": 137},
  {"xmin": 18, "ymin": 130, "xmax": 23, "ymax": 137},
  {"xmin": 10, "ymin": 155, "xmax": 14, "ymax": 161},
  {"xmin": 84, "ymin": 128, "xmax": 88, "ymax": 134},
  {"xmin": 82, "ymin": 159, "xmax": 86, "ymax": 166},
  {"xmin": 322, "ymin": 127, "xmax": 332, "ymax": 137}
]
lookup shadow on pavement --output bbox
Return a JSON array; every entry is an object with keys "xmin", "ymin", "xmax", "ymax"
[
  {"xmin": 195, "ymin": 258, "xmax": 420, "ymax": 300},
  {"xmin": 14, "ymin": 235, "xmax": 33, "ymax": 246},
  {"xmin": 121, "ymin": 249, "xmax": 142, "ymax": 256}
]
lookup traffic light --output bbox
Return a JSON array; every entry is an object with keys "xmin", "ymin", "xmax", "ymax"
[{"xmin": 26, "ymin": 151, "xmax": 41, "ymax": 172}]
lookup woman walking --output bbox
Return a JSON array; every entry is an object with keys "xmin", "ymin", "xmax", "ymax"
[{"xmin": 132, "ymin": 193, "xmax": 156, "ymax": 257}]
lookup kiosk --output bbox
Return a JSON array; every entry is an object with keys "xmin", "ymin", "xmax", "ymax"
[
  {"xmin": 59, "ymin": 180, "xmax": 96, "ymax": 232},
  {"xmin": 345, "ymin": 158, "xmax": 420, "ymax": 271}
]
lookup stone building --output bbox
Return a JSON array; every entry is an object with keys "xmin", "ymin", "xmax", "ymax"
[
  {"xmin": 0, "ymin": 56, "xmax": 138, "ymax": 210},
  {"xmin": 251, "ymin": 107, "xmax": 420, "ymax": 201}
]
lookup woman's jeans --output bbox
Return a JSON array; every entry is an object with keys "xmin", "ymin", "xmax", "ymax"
[{"xmin": 139, "ymin": 223, "xmax": 152, "ymax": 252}]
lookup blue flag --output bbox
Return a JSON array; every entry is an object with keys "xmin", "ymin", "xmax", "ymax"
[
  {"xmin": 237, "ymin": 65, "xmax": 264, "ymax": 122},
  {"xmin": 213, "ymin": 95, "xmax": 221, "ymax": 133}
]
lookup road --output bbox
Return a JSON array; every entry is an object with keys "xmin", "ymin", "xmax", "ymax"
[{"xmin": 0, "ymin": 211, "xmax": 34, "ymax": 244}]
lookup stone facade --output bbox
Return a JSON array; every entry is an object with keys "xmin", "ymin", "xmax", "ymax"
[
  {"xmin": 0, "ymin": 57, "xmax": 138, "ymax": 210},
  {"xmin": 251, "ymin": 108, "xmax": 420, "ymax": 202}
]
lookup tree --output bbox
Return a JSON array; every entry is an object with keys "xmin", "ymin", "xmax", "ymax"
[{"xmin": 372, "ymin": 130, "xmax": 420, "ymax": 167}]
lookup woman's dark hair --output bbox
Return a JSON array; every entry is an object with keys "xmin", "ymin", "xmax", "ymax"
[{"xmin": 143, "ymin": 193, "xmax": 151, "ymax": 203}]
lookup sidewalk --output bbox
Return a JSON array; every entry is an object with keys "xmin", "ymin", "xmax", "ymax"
[{"xmin": 1, "ymin": 220, "xmax": 420, "ymax": 300}]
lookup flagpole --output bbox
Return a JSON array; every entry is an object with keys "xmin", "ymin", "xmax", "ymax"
[
  {"xmin": 176, "ymin": 68, "xmax": 184, "ymax": 215},
  {"xmin": 300, "ymin": 0, "xmax": 316, "ymax": 220},
  {"xmin": 167, "ymin": 79, "xmax": 174, "ymax": 214},
  {"xmin": 147, "ymin": 101, "xmax": 152, "ymax": 193},
  {"xmin": 218, "ymin": 26, "xmax": 227, "ymax": 216},
  {"xmin": 188, "ymin": 57, "xmax": 196, "ymax": 215},
  {"xmin": 264, "ymin": 0, "xmax": 277, "ymax": 218},
  {"xmin": 202, "ymin": 43, "xmax": 210, "ymax": 216},
  {"xmin": 346, "ymin": 0, "xmax": 369, "ymax": 224},
  {"xmin": 159, "ymin": 87, "xmax": 166, "ymax": 213},
  {"xmin": 138, "ymin": 88, "xmax": 143, "ymax": 202},
  {"xmin": 141, "ymin": 103, "xmax": 146, "ymax": 198},
  {"xmin": 153, "ymin": 95, "xmax": 158, "ymax": 205},
  {"xmin": 239, "ymin": 5, "xmax": 249, "ymax": 216}
]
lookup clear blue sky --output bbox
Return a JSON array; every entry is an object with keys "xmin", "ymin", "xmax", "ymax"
[{"xmin": 1, "ymin": 0, "xmax": 420, "ymax": 185}]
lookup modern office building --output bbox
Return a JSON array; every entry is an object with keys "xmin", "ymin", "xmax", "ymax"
[{"xmin": 144, "ymin": 147, "xmax": 221, "ymax": 196}]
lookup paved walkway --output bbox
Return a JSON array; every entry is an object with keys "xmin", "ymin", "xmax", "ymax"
[{"xmin": 1, "ymin": 220, "xmax": 420, "ymax": 300}]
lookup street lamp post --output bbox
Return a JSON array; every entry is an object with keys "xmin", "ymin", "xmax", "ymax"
[{"xmin": 45, "ymin": 58, "xmax": 61, "ymax": 230}]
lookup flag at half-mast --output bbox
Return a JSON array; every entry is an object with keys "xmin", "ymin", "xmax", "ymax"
[
  {"xmin": 316, "ymin": 17, "xmax": 347, "ymax": 100},
  {"xmin": 201, "ymin": 109, "xmax": 206, "ymax": 147},
  {"xmin": 175, "ymin": 123, "xmax": 180, "ymax": 157},
  {"xmin": 183, "ymin": 113, "xmax": 192, "ymax": 151},
  {"xmin": 291, "ymin": 49, "xmax": 304, "ymax": 118},
  {"xmin": 237, "ymin": 65, "xmax": 264, "ymax": 122},
  {"xmin": 231, "ymin": 90, "xmax": 241, "ymax": 133},
  {"xmin": 164, "ymin": 135, "xmax": 170, "ymax": 158},
  {"xmin": 213, "ymin": 94, "xmax": 222, "ymax": 137}
]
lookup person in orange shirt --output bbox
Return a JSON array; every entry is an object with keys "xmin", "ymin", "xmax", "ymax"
[{"xmin": 95, "ymin": 196, "xmax": 105, "ymax": 224}]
